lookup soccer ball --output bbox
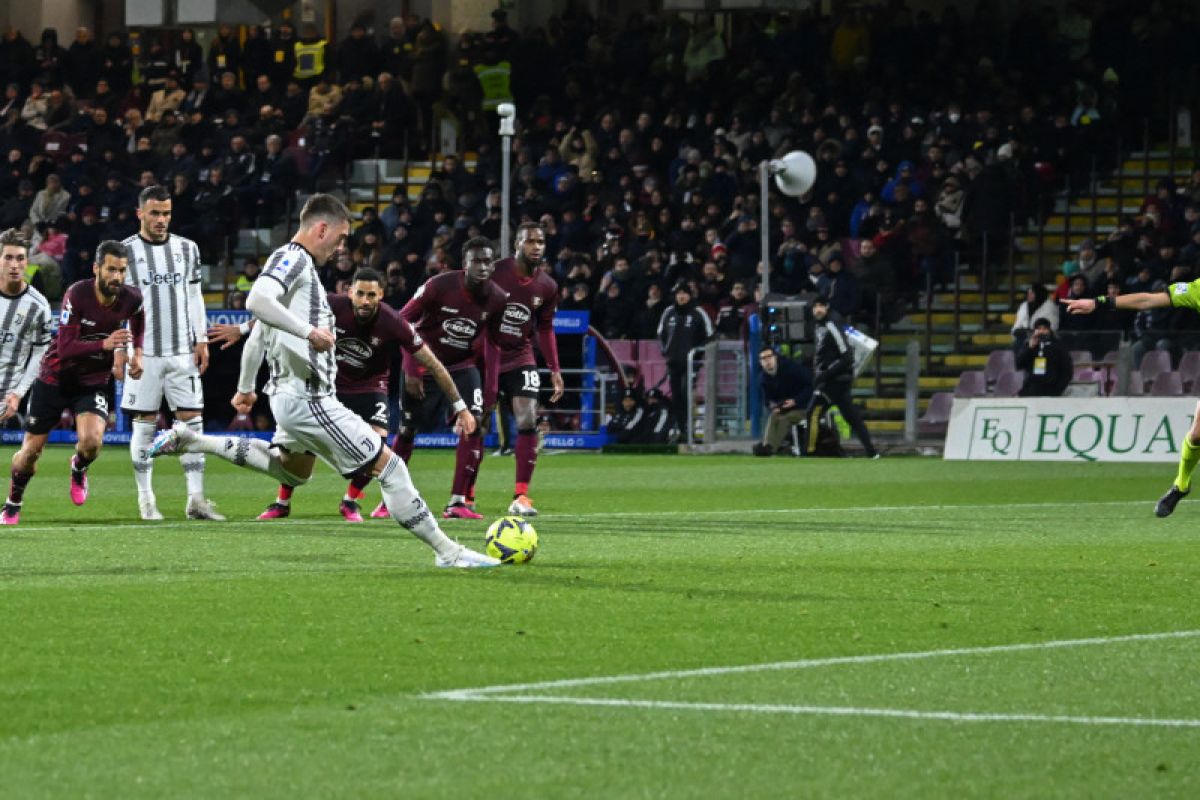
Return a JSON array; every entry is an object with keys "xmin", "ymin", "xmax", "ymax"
[{"xmin": 484, "ymin": 516, "xmax": 538, "ymax": 564}]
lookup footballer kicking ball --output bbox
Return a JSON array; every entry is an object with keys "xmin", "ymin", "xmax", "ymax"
[{"xmin": 485, "ymin": 516, "xmax": 538, "ymax": 564}]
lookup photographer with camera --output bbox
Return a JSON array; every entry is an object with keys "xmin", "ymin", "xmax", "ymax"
[{"xmin": 1015, "ymin": 317, "xmax": 1073, "ymax": 397}]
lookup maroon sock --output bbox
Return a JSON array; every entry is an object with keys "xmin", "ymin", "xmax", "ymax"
[
  {"xmin": 452, "ymin": 433, "xmax": 483, "ymax": 497},
  {"xmin": 515, "ymin": 430, "xmax": 538, "ymax": 488},
  {"xmin": 393, "ymin": 434, "xmax": 415, "ymax": 463},
  {"xmin": 8, "ymin": 468, "xmax": 33, "ymax": 505},
  {"xmin": 347, "ymin": 472, "xmax": 372, "ymax": 499}
]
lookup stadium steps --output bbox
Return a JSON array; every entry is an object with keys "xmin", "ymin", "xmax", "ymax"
[{"xmin": 347, "ymin": 156, "xmax": 478, "ymax": 208}]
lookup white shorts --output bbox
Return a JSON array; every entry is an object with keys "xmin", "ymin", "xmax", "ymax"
[
  {"xmin": 269, "ymin": 392, "xmax": 384, "ymax": 477},
  {"xmin": 121, "ymin": 354, "xmax": 204, "ymax": 413}
]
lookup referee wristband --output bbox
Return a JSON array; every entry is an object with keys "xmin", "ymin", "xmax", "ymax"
[
  {"xmin": 451, "ymin": 399, "xmax": 468, "ymax": 414},
  {"xmin": 1095, "ymin": 295, "xmax": 1108, "ymax": 306}
]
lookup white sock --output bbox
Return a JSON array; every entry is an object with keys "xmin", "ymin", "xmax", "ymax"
[
  {"xmin": 186, "ymin": 434, "xmax": 305, "ymax": 487},
  {"xmin": 181, "ymin": 417, "xmax": 206, "ymax": 500},
  {"xmin": 449, "ymin": 494, "xmax": 466, "ymax": 505},
  {"xmin": 377, "ymin": 454, "xmax": 458, "ymax": 557},
  {"xmin": 130, "ymin": 419, "xmax": 156, "ymax": 500}
]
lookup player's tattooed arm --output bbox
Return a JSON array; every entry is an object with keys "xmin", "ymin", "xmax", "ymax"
[{"xmin": 413, "ymin": 345, "xmax": 476, "ymax": 435}]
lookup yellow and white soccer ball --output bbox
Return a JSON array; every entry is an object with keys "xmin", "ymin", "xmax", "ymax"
[{"xmin": 484, "ymin": 516, "xmax": 538, "ymax": 564}]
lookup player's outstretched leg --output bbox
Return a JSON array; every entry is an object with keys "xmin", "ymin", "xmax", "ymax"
[
  {"xmin": 3, "ymin": 464, "xmax": 34, "ymax": 524},
  {"xmin": 149, "ymin": 423, "xmax": 307, "ymax": 497},
  {"xmin": 372, "ymin": 452, "xmax": 497, "ymax": 567}
]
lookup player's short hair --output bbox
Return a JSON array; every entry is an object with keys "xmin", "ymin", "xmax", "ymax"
[
  {"xmin": 462, "ymin": 236, "xmax": 495, "ymax": 261},
  {"xmin": 352, "ymin": 267, "xmax": 383, "ymax": 285},
  {"xmin": 299, "ymin": 193, "xmax": 352, "ymax": 229},
  {"xmin": 0, "ymin": 228, "xmax": 29, "ymax": 252},
  {"xmin": 137, "ymin": 184, "xmax": 171, "ymax": 207},
  {"xmin": 515, "ymin": 221, "xmax": 544, "ymax": 242},
  {"xmin": 95, "ymin": 240, "xmax": 129, "ymax": 265}
]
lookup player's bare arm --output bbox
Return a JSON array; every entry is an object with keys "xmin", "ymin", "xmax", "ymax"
[
  {"xmin": 414, "ymin": 345, "xmax": 476, "ymax": 435},
  {"xmin": 1067, "ymin": 291, "xmax": 1171, "ymax": 314}
]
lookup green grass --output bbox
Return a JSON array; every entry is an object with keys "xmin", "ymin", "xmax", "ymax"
[{"xmin": 1, "ymin": 448, "xmax": 1198, "ymax": 798}]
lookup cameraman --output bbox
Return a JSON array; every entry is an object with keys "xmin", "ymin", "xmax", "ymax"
[
  {"xmin": 753, "ymin": 346, "xmax": 813, "ymax": 456},
  {"xmin": 1015, "ymin": 317, "xmax": 1073, "ymax": 397}
]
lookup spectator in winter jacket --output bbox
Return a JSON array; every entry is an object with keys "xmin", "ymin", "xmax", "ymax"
[
  {"xmin": 606, "ymin": 387, "xmax": 646, "ymax": 444},
  {"xmin": 1011, "ymin": 282, "xmax": 1059, "ymax": 351},
  {"xmin": 1016, "ymin": 318, "xmax": 1073, "ymax": 397}
]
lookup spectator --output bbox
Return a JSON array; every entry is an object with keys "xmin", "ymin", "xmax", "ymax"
[
  {"xmin": 605, "ymin": 387, "xmax": 646, "ymax": 445},
  {"xmin": 1011, "ymin": 283, "xmax": 1059, "ymax": 351},
  {"xmin": 337, "ymin": 23, "xmax": 379, "ymax": 83},
  {"xmin": 293, "ymin": 24, "xmax": 330, "ymax": 90},
  {"xmin": 100, "ymin": 32, "xmax": 133, "ymax": 93},
  {"xmin": 145, "ymin": 72, "xmax": 185, "ymax": 122},
  {"xmin": 64, "ymin": 27, "xmax": 100, "ymax": 98},
  {"xmin": 28, "ymin": 172, "xmax": 69, "ymax": 225},
  {"xmin": 207, "ymin": 23, "xmax": 241, "ymax": 81},
  {"xmin": 1015, "ymin": 318, "xmax": 1074, "ymax": 397},
  {"xmin": 753, "ymin": 346, "xmax": 813, "ymax": 457},
  {"xmin": 172, "ymin": 28, "xmax": 203, "ymax": 85}
]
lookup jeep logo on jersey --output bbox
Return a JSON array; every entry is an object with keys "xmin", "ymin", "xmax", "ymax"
[
  {"xmin": 503, "ymin": 303, "xmax": 532, "ymax": 326},
  {"xmin": 336, "ymin": 337, "xmax": 373, "ymax": 366},
  {"xmin": 142, "ymin": 273, "xmax": 184, "ymax": 286},
  {"xmin": 443, "ymin": 317, "xmax": 477, "ymax": 338}
]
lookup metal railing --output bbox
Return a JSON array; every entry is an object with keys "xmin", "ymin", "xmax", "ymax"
[{"xmin": 684, "ymin": 341, "xmax": 749, "ymax": 445}]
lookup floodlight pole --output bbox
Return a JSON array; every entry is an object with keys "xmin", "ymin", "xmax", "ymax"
[
  {"xmin": 499, "ymin": 106, "xmax": 515, "ymax": 258},
  {"xmin": 759, "ymin": 159, "xmax": 771, "ymax": 299}
]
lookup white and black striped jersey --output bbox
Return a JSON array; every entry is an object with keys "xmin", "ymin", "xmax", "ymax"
[
  {"xmin": 0, "ymin": 284, "xmax": 52, "ymax": 399},
  {"xmin": 258, "ymin": 242, "xmax": 337, "ymax": 398},
  {"xmin": 122, "ymin": 233, "xmax": 207, "ymax": 358}
]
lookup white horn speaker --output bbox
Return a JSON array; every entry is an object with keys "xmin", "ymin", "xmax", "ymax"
[{"xmin": 770, "ymin": 151, "xmax": 817, "ymax": 197}]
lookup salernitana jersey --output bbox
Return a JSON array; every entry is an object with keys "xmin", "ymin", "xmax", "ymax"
[
  {"xmin": 258, "ymin": 242, "xmax": 338, "ymax": 398},
  {"xmin": 0, "ymin": 284, "xmax": 53, "ymax": 399},
  {"xmin": 122, "ymin": 233, "xmax": 207, "ymax": 357}
]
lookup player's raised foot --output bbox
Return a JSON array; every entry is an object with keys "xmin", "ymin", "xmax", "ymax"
[
  {"xmin": 507, "ymin": 494, "xmax": 538, "ymax": 517},
  {"xmin": 147, "ymin": 422, "xmax": 197, "ymax": 458},
  {"xmin": 435, "ymin": 545, "xmax": 501, "ymax": 569},
  {"xmin": 257, "ymin": 502, "xmax": 291, "ymax": 520},
  {"xmin": 442, "ymin": 502, "xmax": 484, "ymax": 520},
  {"xmin": 339, "ymin": 499, "xmax": 364, "ymax": 523},
  {"xmin": 186, "ymin": 497, "xmax": 226, "ymax": 521},
  {"xmin": 1, "ymin": 502, "xmax": 20, "ymax": 525},
  {"xmin": 1155, "ymin": 485, "xmax": 1189, "ymax": 518},
  {"xmin": 69, "ymin": 460, "xmax": 89, "ymax": 506},
  {"xmin": 370, "ymin": 501, "xmax": 390, "ymax": 519},
  {"xmin": 139, "ymin": 496, "xmax": 164, "ymax": 521}
]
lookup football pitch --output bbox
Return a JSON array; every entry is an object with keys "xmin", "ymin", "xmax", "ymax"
[{"xmin": 2, "ymin": 448, "xmax": 1198, "ymax": 798}]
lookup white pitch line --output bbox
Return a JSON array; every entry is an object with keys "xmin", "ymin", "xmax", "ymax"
[
  {"xmin": 4, "ymin": 499, "xmax": 1150, "ymax": 532},
  {"xmin": 444, "ymin": 694, "xmax": 1200, "ymax": 729},
  {"xmin": 424, "ymin": 629, "xmax": 1200, "ymax": 699}
]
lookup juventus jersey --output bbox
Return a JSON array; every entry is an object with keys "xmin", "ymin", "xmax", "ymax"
[
  {"xmin": 122, "ymin": 233, "xmax": 207, "ymax": 358},
  {"xmin": 0, "ymin": 285, "xmax": 52, "ymax": 399},
  {"xmin": 259, "ymin": 242, "xmax": 337, "ymax": 398}
]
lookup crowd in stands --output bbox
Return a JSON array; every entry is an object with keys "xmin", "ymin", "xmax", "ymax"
[{"xmin": 0, "ymin": 0, "xmax": 1189, "ymax": 347}]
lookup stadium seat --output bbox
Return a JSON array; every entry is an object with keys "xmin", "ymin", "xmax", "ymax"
[
  {"xmin": 992, "ymin": 371, "xmax": 1024, "ymax": 397},
  {"xmin": 1149, "ymin": 371, "xmax": 1184, "ymax": 396},
  {"xmin": 953, "ymin": 370, "xmax": 987, "ymax": 398},
  {"xmin": 1071, "ymin": 367, "xmax": 1106, "ymax": 394},
  {"xmin": 1178, "ymin": 351, "xmax": 1200, "ymax": 392},
  {"xmin": 1138, "ymin": 350, "xmax": 1172, "ymax": 389},
  {"xmin": 1070, "ymin": 350, "xmax": 1094, "ymax": 367},
  {"xmin": 917, "ymin": 391, "xmax": 953, "ymax": 435},
  {"xmin": 639, "ymin": 360, "xmax": 669, "ymax": 396},
  {"xmin": 1125, "ymin": 370, "xmax": 1144, "ymax": 396},
  {"xmin": 983, "ymin": 350, "xmax": 1015, "ymax": 385},
  {"xmin": 607, "ymin": 340, "xmax": 638, "ymax": 373}
]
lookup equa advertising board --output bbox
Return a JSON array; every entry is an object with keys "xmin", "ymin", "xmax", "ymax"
[{"xmin": 944, "ymin": 398, "xmax": 1197, "ymax": 462}]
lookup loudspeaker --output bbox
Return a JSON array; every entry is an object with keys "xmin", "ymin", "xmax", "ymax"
[{"xmin": 771, "ymin": 151, "xmax": 817, "ymax": 197}]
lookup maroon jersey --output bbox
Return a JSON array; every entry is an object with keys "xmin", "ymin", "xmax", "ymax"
[
  {"xmin": 329, "ymin": 292, "xmax": 423, "ymax": 394},
  {"xmin": 490, "ymin": 257, "xmax": 560, "ymax": 373},
  {"xmin": 401, "ymin": 271, "xmax": 507, "ymax": 372},
  {"xmin": 39, "ymin": 280, "xmax": 144, "ymax": 388}
]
